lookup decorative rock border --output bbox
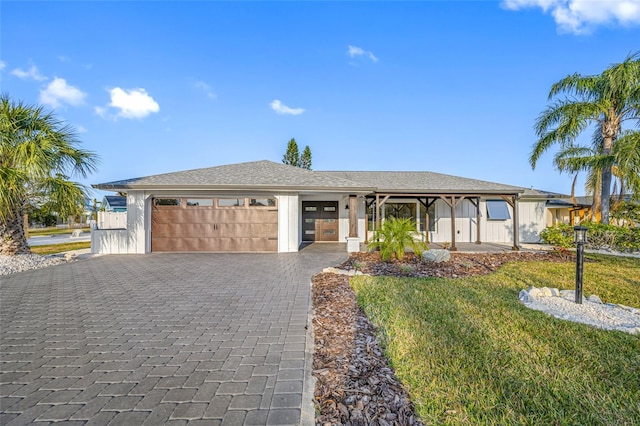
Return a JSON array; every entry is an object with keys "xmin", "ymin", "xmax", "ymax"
[
  {"xmin": 322, "ymin": 267, "xmax": 365, "ymax": 276},
  {"xmin": 519, "ymin": 286, "xmax": 640, "ymax": 334}
]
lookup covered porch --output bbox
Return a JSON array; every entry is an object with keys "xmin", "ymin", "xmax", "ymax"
[{"xmin": 363, "ymin": 192, "xmax": 524, "ymax": 251}]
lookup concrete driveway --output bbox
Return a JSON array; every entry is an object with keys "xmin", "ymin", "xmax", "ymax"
[{"xmin": 0, "ymin": 245, "xmax": 347, "ymax": 425}]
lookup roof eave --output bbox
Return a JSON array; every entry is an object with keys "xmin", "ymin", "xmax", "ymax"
[
  {"xmin": 369, "ymin": 189, "xmax": 525, "ymax": 195},
  {"xmin": 92, "ymin": 183, "xmax": 376, "ymax": 193}
]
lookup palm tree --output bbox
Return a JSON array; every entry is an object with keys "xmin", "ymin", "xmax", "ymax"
[
  {"xmin": 0, "ymin": 95, "xmax": 98, "ymax": 255},
  {"xmin": 530, "ymin": 52, "xmax": 640, "ymax": 224},
  {"xmin": 369, "ymin": 217, "xmax": 426, "ymax": 261}
]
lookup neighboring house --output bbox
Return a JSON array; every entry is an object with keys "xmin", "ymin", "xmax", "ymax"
[
  {"xmin": 91, "ymin": 160, "xmax": 558, "ymax": 254},
  {"xmin": 102, "ymin": 195, "xmax": 127, "ymax": 212},
  {"xmin": 544, "ymin": 195, "xmax": 593, "ymax": 226}
]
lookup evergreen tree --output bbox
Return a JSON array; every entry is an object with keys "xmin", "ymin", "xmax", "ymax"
[
  {"xmin": 282, "ymin": 138, "xmax": 300, "ymax": 166},
  {"xmin": 300, "ymin": 145, "xmax": 312, "ymax": 170}
]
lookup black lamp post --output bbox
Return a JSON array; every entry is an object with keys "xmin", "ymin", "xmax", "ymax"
[{"xmin": 574, "ymin": 226, "xmax": 588, "ymax": 304}]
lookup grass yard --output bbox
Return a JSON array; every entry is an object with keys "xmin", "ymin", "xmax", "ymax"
[
  {"xmin": 28, "ymin": 227, "xmax": 90, "ymax": 237},
  {"xmin": 30, "ymin": 241, "xmax": 91, "ymax": 255},
  {"xmin": 350, "ymin": 254, "xmax": 640, "ymax": 425}
]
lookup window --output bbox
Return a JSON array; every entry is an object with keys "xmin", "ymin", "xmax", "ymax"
[
  {"xmin": 154, "ymin": 198, "xmax": 181, "ymax": 206},
  {"xmin": 419, "ymin": 203, "xmax": 437, "ymax": 232},
  {"xmin": 305, "ymin": 206, "xmax": 317, "ymax": 212},
  {"xmin": 249, "ymin": 198, "xmax": 276, "ymax": 207},
  {"xmin": 486, "ymin": 200, "xmax": 511, "ymax": 220},
  {"xmin": 323, "ymin": 206, "xmax": 336, "ymax": 212},
  {"xmin": 217, "ymin": 198, "xmax": 245, "ymax": 207},
  {"xmin": 385, "ymin": 203, "xmax": 416, "ymax": 221},
  {"xmin": 186, "ymin": 199, "xmax": 213, "ymax": 207}
]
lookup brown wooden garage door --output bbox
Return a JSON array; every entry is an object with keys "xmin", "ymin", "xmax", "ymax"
[{"xmin": 151, "ymin": 197, "xmax": 278, "ymax": 252}]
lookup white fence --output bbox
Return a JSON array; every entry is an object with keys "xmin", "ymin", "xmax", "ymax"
[{"xmin": 98, "ymin": 211, "xmax": 127, "ymax": 229}]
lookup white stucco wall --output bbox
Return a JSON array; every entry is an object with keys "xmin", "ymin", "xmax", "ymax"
[
  {"xmin": 91, "ymin": 190, "xmax": 148, "ymax": 254},
  {"xmin": 276, "ymin": 193, "xmax": 299, "ymax": 252}
]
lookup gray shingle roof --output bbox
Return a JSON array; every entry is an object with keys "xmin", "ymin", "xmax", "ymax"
[
  {"xmin": 93, "ymin": 160, "xmax": 374, "ymax": 191},
  {"xmin": 94, "ymin": 160, "xmax": 527, "ymax": 194},
  {"xmin": 547, "ymin": 196, "xmax": 593, "ymax": 207},
  {"xmin": 318, "ymin": 171, "xmax": 524, "ymax": 194},
  {"xmin": 103, "ymin": 195, "xmax": 127, "ymax": 208}
]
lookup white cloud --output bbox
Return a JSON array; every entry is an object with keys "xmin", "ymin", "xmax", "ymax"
[
  {"xmin": 195, "ymin": 81, "xmax": 216, "ymax": 99},
  {"xmin": 39, "ymin": 78, "xmax": 86, "ymax": 108},
  {"xmin": 97, "ymin": 87, "xmax": 160, "ymax": 120},
  {"xmin": 347, "ymin": 45, "xmax": 378, "ymax": 62},
  {"xmin": 0, "ymin": 61, "xmax": 5, "ymax": 71},
  {"xmin": 11, "ymin": 65, "xmax": 47, "ymax": 81},
  {"xmin": 270, "ymin": 99, "xmax": 305, "ymax": 116},
  {"xmin": 502, "ymin": 0, "xmax": 640, "ymax": 34}
]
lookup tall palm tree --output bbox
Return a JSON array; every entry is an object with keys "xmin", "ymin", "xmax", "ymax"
[
  {"xmin": 0, "ymin": 95, "xmax": 98, "ymax": 255},
  {"xmin": 530, "ymin": 52, "xmax": 640, "ymax": 224}
]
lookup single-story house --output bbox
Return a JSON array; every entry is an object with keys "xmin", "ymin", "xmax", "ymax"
[{"xmin": 91, "ymin": 160, "xmax": 559, "ymax": 254}]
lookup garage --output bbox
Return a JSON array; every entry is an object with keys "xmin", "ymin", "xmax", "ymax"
[{"xmin": 151, "ymin": 197, "xmax": 278, "ymax": 252}]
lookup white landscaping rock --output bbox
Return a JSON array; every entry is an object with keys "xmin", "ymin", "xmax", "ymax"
[
  {"xmin": 518, "ymin": 287, "xmax": 640, "ymax": 335},
  {"xmin": 519, "ymin": 289, "xmax": 535, "ymax": 303},
  {"xmin": 539, "ymin": 287, "xmax": 553, "ymax": 297},
  {"xmin": 422, "ymin": 249, "xmax": 451, "ymax": 263},
  {"xmin": 587, "ymin": 295, "xmax": 603, "ymax": 304},
  {"xmin": 322, "ymin": 267, "xmax": 363, "ymax": 276},
  {"xmin": 0, "ymin": 253, "xmax": 67, "ymax": 276}
]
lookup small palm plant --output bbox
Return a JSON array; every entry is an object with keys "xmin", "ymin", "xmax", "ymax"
[{"xmin": 368, "ymin": 217, "xmax": 427, "ymax": 261}]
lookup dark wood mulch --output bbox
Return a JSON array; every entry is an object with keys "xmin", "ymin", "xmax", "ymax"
[
  {"xmin": 339, "ymin": 250, "xmax": 570, "ymax": 278},
  {"xmin": 311, "ymin": 251, "xmax": 570, "ymax": 425}
]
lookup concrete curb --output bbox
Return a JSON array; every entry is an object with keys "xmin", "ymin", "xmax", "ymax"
[{"xmin": 301, "ymin": 278, "xmax": 317, "ymax": 426}]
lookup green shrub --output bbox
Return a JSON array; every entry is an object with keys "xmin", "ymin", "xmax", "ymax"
[
  {"xmin": 368, "ymin": 217, "xmax": 427, "ymax": 261},
  {"xmin": 539, "ymin": 223, "xmax": 574, "ymax": 248},
  {"xmin": 540, "ymin": 223, "xmax": 640, "ymax": 252}
]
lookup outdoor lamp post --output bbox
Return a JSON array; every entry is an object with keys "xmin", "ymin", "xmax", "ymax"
[{"xmin": 574, "ymin": 226, "xmax": 588, "ymax": 304}]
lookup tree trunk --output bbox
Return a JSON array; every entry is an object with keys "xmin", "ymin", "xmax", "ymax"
[
  {"xmin": 601, "ymin": 135, "xmax": 614, "ymax": 225},
  {"xmin": 0, "ymin": 205, "xmax": 31, "ymax": 255}
]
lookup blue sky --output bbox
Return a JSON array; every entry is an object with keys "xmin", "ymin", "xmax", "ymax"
[{"xmin": 2, "ymin": 1, "xmax": 639, "ymax": 198}]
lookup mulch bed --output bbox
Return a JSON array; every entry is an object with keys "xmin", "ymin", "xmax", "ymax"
[{"xmin": 311, "ymin": 250, "xmax": 569, "ymax": 425}]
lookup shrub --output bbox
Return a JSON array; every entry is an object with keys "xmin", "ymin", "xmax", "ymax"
[
  {"xmin": 368, "ymin": 217, "xmax": 427, "ymax": 261},
  {"xmin": 540, "ymin": 223, "xmax": 640, "ymax": 252},
  {"xmin": 539, "ymin": 224, "xmax": 574, "ymax": 248}
]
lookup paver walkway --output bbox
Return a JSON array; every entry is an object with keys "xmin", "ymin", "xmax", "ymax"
[{"xmin": 1, "ymin": 245, "xmax": 347, "ymax": 425}]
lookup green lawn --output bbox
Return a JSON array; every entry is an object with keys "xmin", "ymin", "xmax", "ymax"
[
  {"xmin": 350, "ymin": 254, "xmax": 640, "ymax": 425},
  {"xmin": 30, "ymin": 241, "xmax": 91, "ymax": 255},
  {"xmin": 28, "ymin": 227, "xmax": 90, "ymax": 237}
]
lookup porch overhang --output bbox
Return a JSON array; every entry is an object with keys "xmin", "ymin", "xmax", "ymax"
[{"xmin": 365, "ymin": 190, "xmax": 523, "ymax": 251}]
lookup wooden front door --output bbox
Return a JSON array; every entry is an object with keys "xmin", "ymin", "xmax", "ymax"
[{"xmin": 302, "ymin": 201, "xmax": 339, "ymax": 242}]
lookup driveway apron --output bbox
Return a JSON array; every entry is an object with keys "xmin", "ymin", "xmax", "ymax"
[{"xmin": 1, "ymin": 245, "xmax": 347, "ymax": 425}]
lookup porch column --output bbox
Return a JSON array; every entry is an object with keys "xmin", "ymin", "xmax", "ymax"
[
  {"xmin": 442, "ymin": 196, "xmax": 459, "ymax": 251},
  {"xmin": 476, "ymin": 197, "xmax": 481, "ymax": 244},
  {"xmin": 348, "ymin": 195, "xmax": 358, "ymax": 237},
  {"xmin": 512, "ymin": 194, "xmax": 520, "ymax": 251},
  {"xmin": 375, "ymin": 194, "xmax": 380, "ymax": 231}
]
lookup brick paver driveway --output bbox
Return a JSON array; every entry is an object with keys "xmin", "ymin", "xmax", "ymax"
[{"xmin": 1, "ymin": 245, "xmax": 347, "ymax": 425}]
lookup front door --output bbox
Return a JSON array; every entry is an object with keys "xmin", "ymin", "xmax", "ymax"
[{"xmin": 302, "ymin": 201, "xmax": 339, "ymax": 242}]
